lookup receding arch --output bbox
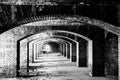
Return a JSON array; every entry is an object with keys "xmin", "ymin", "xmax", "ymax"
[
  {"xmin": 28, "ymin": 36, "xmax": 78, "ymax": 63},
  {"xmin": 32, "ymin": 38, "xmax": 67, "ymax": 62},
  {"xmin": 19, "ymin": 30, "xmax": 91, "ymax": 65},
  {"xmin": 26, "ymin": 40, "xmax": 72, "ymax": 75},
  {"xmin": 1, "ymin": 15, "xmax": 118, "ymax": 78},
  {"xmin": 34, "ymin": 39, "xmax": 69, "ymax": 61},
  {"xmin": 36, "ymin": 40, "xmax": 70, "ymax": 59},
  {"xmin": 35, "ymin": 39, "xmax": 72, "ymax": 58},
  {"xmin": 18, "ymin": 30, "xmax": 91, "ymax": 65},
  {"xmin": 29, "ymin": 37, "xmax": 72, "ymax": 60},
  {"xmin": 18, "ymin": 30, "xmax": 92, "ymax": 77},
  {"xmin": 28, "ymin": 36, "xmax": 92, "ymax": 75},
  {"xmin": 0, "ymin": 14, "xmax": 119, "ymax": 79},
  {"xmin": 25, "ymin": 36, "xmax": 77, "ymax": 76}
]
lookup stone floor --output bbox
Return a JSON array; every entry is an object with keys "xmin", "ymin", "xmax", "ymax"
[{"xmin": 0, "ymin": 53, "xmax": 117, "ymax": 80}]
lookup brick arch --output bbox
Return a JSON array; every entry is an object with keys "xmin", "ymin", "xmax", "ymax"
[
  {"xmin": 1, "ymin": 15, "xmax": 120, "ymax": 35},
  {"xmin": 32, "ymin": 38, "xmax": 67, "ymax": 62},
  {"xmin": 28, "ymin": 37, "xmax": 73, "ymax": 63},
  {"xmin": 18, "ymin": 29, "xmax": 91, "ymax": 76},
  {"xmin": 35, "ymin": 38, "xmax": 69, "ymax": 58},
  {"xmin": 0, "ymin": 15, "xmax": 119, "ymax": 78}
]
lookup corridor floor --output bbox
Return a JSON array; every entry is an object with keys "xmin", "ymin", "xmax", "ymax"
[{"xmin": 1, "ymin": 53, "xmax": 117, "ymax": 80}]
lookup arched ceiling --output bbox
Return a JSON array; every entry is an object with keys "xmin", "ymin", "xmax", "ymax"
[
  {"xmin": 18, "ymin": 30, "xmax": 90, "ymax": 46},
  {"xmin": 10, "ymin": 15, "xmax": 120, "ymax": 36}
]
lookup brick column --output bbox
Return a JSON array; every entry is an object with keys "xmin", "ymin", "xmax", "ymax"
[
  {"xmin": 66, "ymin": 43, "xmax": 70, "ymax": 59},
  {"xmin": 71, "ymin": 43, "xmax": 77, "ymax": 62},
  {"xmin": 62, "ymin": 44, "xmax": 65, "ymax": 57},
  {"xmin": 64, "ymin": 44, "xmax": 67, "ymax": 57},
  {"xmin": 59, "ymin": 44, "xmax": 63, "ymax": 55},
  {"xmin": 88, "ymin": 40, "xmax": 93, "ymax": 76},
  {"xmin": 118, "ymin": 36, "xmax": 120, "ymax": 80},
  {"xmin": 66, "ymin": 44, "xmax": 68, "ymax": 58},
  {"xmin": 77, "ymin": 42, "xmax": 79, "ymax": 67},
  {"xmin": 67, "ymin": 43, "xmax": 72, "ymax": 59},
  {"xmin": 70, "ymin": 43, "xmax": 73, "ymax": 62}
]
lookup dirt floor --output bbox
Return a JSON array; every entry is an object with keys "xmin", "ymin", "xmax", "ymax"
[{"xmin": 0, "ymin": 53, "xmax": 117, "ymax": 80}]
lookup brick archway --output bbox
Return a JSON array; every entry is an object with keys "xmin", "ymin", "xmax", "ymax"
[{"xmin": 0, "ymin": 15, "xmax": 119, "ymax": 79}]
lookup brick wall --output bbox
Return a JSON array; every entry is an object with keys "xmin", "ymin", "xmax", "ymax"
[
  {"xmin": 0, "ymin": 26, "xmax": 35, "ymax": 77},
  {"xmin": 105, "ymin": 33, "xmax": 118, "ymax": 77}
]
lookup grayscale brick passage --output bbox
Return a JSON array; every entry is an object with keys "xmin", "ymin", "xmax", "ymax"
[{"xmin": 0, "ymin": 0, "xmax": 120, "ymax": 80}]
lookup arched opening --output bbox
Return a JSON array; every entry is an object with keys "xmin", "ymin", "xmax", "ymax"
[
  {"xmin": 41, "ymin": 42, "xmax": 60, "ymax": 54},
  {"xmin": 0, "ymin": 15, "xmax": 119, "ymax": 80}
]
